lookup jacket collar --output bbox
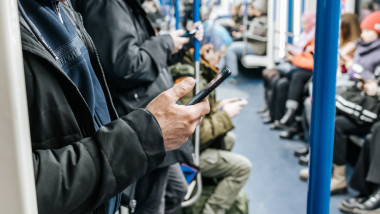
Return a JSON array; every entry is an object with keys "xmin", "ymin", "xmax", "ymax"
[{"xmin": 357, "ymin": 38, "xmax": 380, "ymax": 56}]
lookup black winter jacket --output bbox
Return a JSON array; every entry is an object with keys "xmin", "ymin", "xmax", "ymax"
[
  {"xmin": 72, "ymin": 0, "xmax": 191, "ymax": 115},
  {"xmin": 20, "ymin": 1, "xmax": 165, "ymax": 213},
  {"xmin": 73, "ymin": 0, "xmax": 193, "ymax": 168}
]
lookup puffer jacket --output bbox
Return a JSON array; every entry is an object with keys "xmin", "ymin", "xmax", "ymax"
[
  {"xmin": 170, "ymin": 51, "xmax": 235, "ymax": 151},
  {"xmin": 20, "ymin": 1, "xmax": 165, "ymax": 213}
]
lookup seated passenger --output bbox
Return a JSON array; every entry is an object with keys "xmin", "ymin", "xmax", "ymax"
[
  {"xmin": 336, "ymin": 13, "xmax": 362, "ymax": 95},
  {"xmin": 260, "ymin": 11, "xmax": 316, "ymax": 126},
  {"xmin": 298, "ymin": 13, "xmax": 361, "ymax": 179},
  {"xmin": 170, "ymin": 42, "xmax": 251, "ymax": 214},
  {"xmin": 18, "ymin": 0, "xmax": 210, "ymax": 213},
  {"xmin": 339, "ymin": 122, "xmax": 380, "ymax": 213},
  {"xmin": 330, "ymin": 11, "xmax": 380, "ymax": 195},
  {"xmin": 73, "ymin": 0, "xmax": 204, "ymax": 213},
  {"xmin": 222, "ymin": 0, "xmax": 268, "ymax": 79}
]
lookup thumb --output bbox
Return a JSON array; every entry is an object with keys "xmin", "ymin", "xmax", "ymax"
[{"xmin": 166, "ymin": 77, "xmax": 195, "ymax": 102}]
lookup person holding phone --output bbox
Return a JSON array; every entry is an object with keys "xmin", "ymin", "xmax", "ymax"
[
  {"xmin": 170, "ymin": 43, "xmax": 251, "ymax": 213},
  {"xmin": 72, "ymin": 0, "xmax": 204, "ymax": 213}
]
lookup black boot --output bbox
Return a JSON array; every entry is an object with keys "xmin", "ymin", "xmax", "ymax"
[
  {"xmin": 279, "ymin": 122, "xmax": 301, "ymax": 139},
  {"xmin": 280, "ymin": 108, "xmax": 296, "ymax": 126}
]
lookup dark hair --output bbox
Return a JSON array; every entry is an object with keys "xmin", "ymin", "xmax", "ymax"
[{"xmin": 340, "ymin": 13, "xmax": 361, "ymax": 47}]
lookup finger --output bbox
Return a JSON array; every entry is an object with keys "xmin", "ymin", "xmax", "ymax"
[
  {"xmin": 166, "ymin": 77, "xmax": 195, "ymax": 102},
  {"xmin": 228, "ymin": 97, "xmax": 239, "ymax": 103},
  {"xmin": 178, "ymin": 37, "xmax": 190, "ymax": 45},
  {"xmin": 188, "ymin": 98, "xmax": 210, "ymax": 119},
  {"xmin": 172, "ymin": 29, "xmax": 186, "ymax": 36}
]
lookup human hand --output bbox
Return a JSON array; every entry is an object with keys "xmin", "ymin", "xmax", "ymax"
[
  {"xmin": 170, "ymin": 29, "xmax": 190, "ymax": 54},
  {"xmin": 222, "ymin": 99, "xmax": 248, "ymax": 118},
  {"xmin": 217, "ymin": 98, "xmax": 240, "ymax": 109},
  {"xmin": 146, "ymin": 78, "xmax": 210, "ymax": 151},
  {"xmin": 286, "ymin": 52, "xmax": 294, "ymax": 62},
  {"xmin": 191, "ymin": 21, "xmax": 204, "ymax": 42},
  {"xmin": 345, "ymin": 59, "xmax": 354, "ymax": 69},
  {"xmin": 364, "ymin": 80, "xmax": 378, "ymax": 96}
]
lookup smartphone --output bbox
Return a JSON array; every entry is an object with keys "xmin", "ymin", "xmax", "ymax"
[
  {"xmin": 181, "ymin": 29, "xmax": 198, "ymax": 38},
  {"xmin": 186, "ymin": 67, "xmax": 232, "ymax": 106}
]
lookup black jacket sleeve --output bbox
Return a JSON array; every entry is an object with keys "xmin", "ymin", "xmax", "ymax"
[
  {"xmin": 74, "ymin": 0, "xmax": 174, "ymax": 90},
  {"xmin": 33, "ymin": 109, "xmax": 166, "ymax": 214}
]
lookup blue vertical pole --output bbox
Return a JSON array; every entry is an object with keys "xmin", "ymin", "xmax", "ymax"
[
  {"xmin": 193, "ymin": 0, "xmax": 200, "ymax": 62},
  {"xmin": 175, "ymin": 0, "xmax": 180, "ymax": 29},
  {"xmin": 301, "ymin": 0, "xmax": 305, "ymax": 14},
  {"xmin": 287, "ymin": 0, "xmax": 293, "ymax": 43},
  {"xmin": 307, "ymin": 0, "xmax": 340, "ymax": 214}
]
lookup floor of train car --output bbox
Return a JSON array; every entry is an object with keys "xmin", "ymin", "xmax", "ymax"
[{"xmin": 216, "ymin": 67, "xmax": 357, "ymax": 214}]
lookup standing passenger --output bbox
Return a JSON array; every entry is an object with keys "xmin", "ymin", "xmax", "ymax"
[
  {"xmin": 18, "ymin": 0, "xmax": 209, "ymax": 213},
  {"xmin": 72, "ymin": 0, "xmax": 204, "ymax": 213}
]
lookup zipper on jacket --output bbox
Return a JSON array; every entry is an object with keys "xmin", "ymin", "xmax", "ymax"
[
  {"xmin": 55, "ymin": 2, "xmax": 64, "ymax": 24},
  {"xmin": 18, "ymin": 2, "xmax": 59, "ymax": 61}
]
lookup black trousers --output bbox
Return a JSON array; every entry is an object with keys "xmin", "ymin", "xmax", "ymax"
[
  {"xmin": 287, "ymin": 68, "xmax": 312, "ymax": 102},
  {"xmin": 333, "ymin": 116, "xmax": 372, "ymax": 165},
  {"xmin": 263, "ymin": 74, "xmax": 280, "ymax": 108},
  {"xmin": 270, "ymin": 77, "xmax": 289, "ymax": 120},
  {"xmin": 350, "ymin": 122, "xmax": 380, "ymax": 196}
]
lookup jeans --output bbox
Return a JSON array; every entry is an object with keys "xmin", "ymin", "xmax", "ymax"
[{"xmin": 223, "ymin": 42, "xmax": 256, "ymax": 76}]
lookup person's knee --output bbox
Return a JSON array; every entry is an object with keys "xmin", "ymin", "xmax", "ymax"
[{"xmin": 235, "ymin": 155, "xmax": 252, "ymax": 179}]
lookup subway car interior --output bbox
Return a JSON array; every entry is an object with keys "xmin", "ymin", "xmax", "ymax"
[{"xmin": 1, "ymin": 0, "xmax": 380, "ymax": 214}]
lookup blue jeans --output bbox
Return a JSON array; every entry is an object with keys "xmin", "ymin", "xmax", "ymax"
[{"xmin": 223, "ymin": 42, "xmax": 256, "ymax": 76}]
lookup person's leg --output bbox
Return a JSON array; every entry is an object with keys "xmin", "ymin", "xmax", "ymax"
[
  {"xmin": 280, "ymin": 69, "xmax": 312, "ymax": 125},
  {"xmin": 349, "ymin": 137, "xmax": 374, "ymax": 196},
  {"xmin": 164, "ymin": 163, "xmax": 188, "ymax": 214},
  {"xmin": 333, "ymin": 116, "xmax": 371, "ymax": 165},
  {"xmin": 331, "ymin": 116, "xmax": 372, "ymax": 194},
  {"xmin": 224, "ymin": 42, "xmax": 256, "ymax": 77},
  {"xmin": 200, "ymin": 149, "xmax": 251, "ymax": 214},
  {"xmin": 273, "ymin": 77, "xmax": 289, "ymax": 121},
  {"xmin": 134, "ymin": 167, "xmax": 170, "ymax": 214}
]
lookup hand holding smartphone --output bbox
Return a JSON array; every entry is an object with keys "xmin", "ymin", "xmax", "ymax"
[{"xmin": 186, "ymin": 67, "xmax": 232, "ymax": 106}]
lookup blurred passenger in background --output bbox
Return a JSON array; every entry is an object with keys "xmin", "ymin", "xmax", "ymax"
[
  {"xmin": 73, "ymin": 0, "xmax": 204, "ymax": 213},
  {"xmin": 336, "ymin": 13, "xmax": 362, "ymax": 94},
  {"xmin": 222, "ymin": 0, "xmax": 268, "ymax": 80},
  {"xmin": 260, "ymin": 11, "xmax": 315, "ymax": 135},
  {"xmin": 170, "ymin": 32, "xmax": 251, "ymax": 214},
  {"xmin": 298, "ymin": 13, "xmax": 362, "ymax": 180},
  {"xmin": 330, "ymin": 11, "xmax": 380, "ymax": 195},
  {"xmin": 340, "ymin": 122, "xmax": 380, "ymax": 213}
]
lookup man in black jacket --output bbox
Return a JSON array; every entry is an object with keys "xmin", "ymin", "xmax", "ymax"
[
  {"xmin": 73, "ymin": 0, "xmax": 204, "ymax": 213},
  {"xmin": 18, "ymin": 0, "xmax": 209, "ymax": 214}
]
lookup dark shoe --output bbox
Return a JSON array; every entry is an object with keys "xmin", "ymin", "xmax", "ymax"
[
  {"xmin": 298, "ymin": 154, "xmax": 309, "ymax": 166},
  {"xmin": 270, "ymin": 120, "xmax": 286, "ymax": 130},
  {"xmin": 280, "ymin": 108, "xmax": 296, "ymax": 126},
  {"xmin": 294, "ymin": 146, "xmax": 309, "ymax": 157},
  {"xmin": 262, "ymin": 116, "xmax": 274, "ymax": 124},
  {"xmin": 339, "ymin": 196, "xmax": 367, "ymax": 213},
  {"xmin": 353, "ymin": 189, "xmax": 380, "ymax": 213}
]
